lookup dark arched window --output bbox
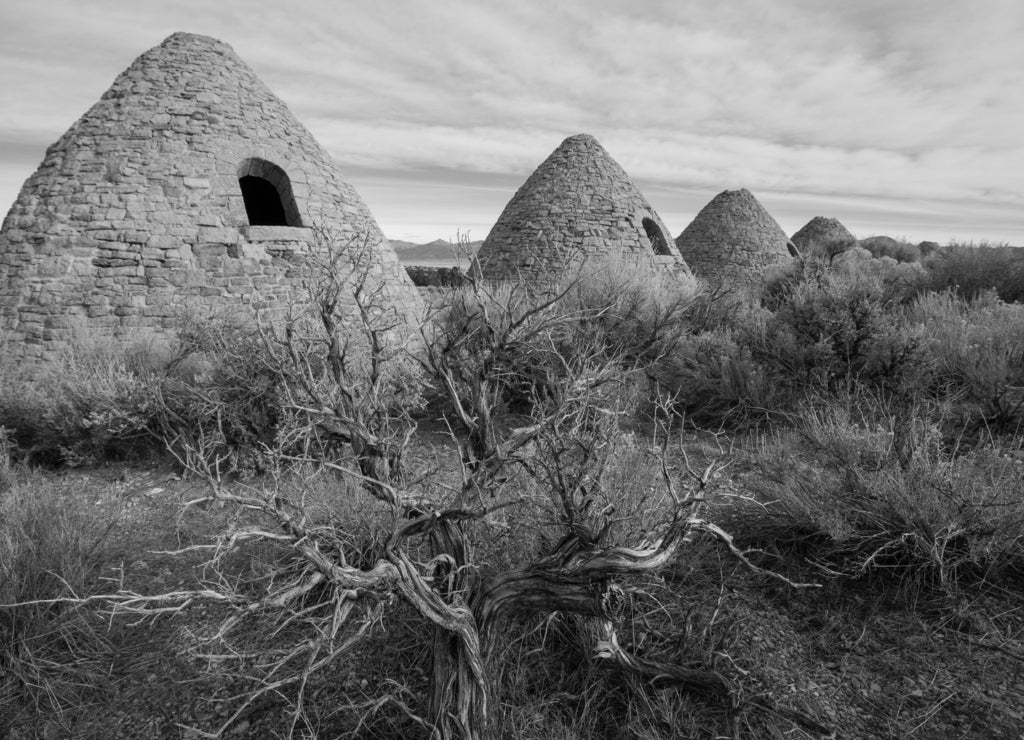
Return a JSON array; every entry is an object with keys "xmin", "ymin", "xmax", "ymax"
[
  {"xmin": 239, "ymin": 176, "xmax": 288, "ymax": 225},
  {"xmin": 237, "ymin": 158, "xmax": 302, "ymax": 227},
  {"xmin": 642, "ymin": 217, "xmax": 673, "ymax": 256}
]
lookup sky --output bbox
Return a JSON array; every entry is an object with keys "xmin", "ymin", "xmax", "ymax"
[{"xmin": 1, "ymin": 0, "xmax": 1022, "ymax": 245}]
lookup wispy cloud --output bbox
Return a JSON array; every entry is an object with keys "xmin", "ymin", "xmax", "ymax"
[{"xmin": 1, "ymin": 0, "xmax": 1021, "ymax": 242}]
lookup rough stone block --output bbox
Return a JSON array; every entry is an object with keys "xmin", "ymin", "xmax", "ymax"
[{"xmin": 199, "ymin": 227, "xmax": 240, "ymax": 244}]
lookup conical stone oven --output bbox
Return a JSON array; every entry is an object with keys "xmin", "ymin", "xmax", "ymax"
[
  {"xmin": 675, "ymin": 188, "xmax": 794, "ymax": 290},
  {"xmin": 474, "ymin": 134, "xmax": 690, "ymax": 284},
  {"xmin": 0, "ymin": 32, "xmax": 421, "ymax": 361}
]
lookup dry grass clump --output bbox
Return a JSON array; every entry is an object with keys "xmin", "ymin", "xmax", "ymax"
[
  {"xmin": 0, "ymin": 426, "xmax": 15, "ymax": 494},
  {"xmin": 739, "ymin": 400, "xmax": 1024, "ymax": 597},
  {"xmin": 0, "ymin": 477, "xmax": 121, "ymax": 732}
]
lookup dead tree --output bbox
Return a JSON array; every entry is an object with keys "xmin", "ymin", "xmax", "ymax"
[{"xmin": 41, "ymin": 248, "xmax": 820, "ymax": 739}]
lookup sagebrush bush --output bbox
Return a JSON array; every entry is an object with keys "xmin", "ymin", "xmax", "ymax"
[
  {"xmin": 654, "ymin": 327, "xmax": 777, "ymax": 429},
  {"xmin": 423, "ymin": 261, "xmax": 700, "ymax": 421},
  {"xmin": 741, "ymin": 400, "xmax": 1024, "ymax": 594},
  {"xmin": 654, "ymin": 254, "xmax": 937, "ymax": 430},
  {"xmin": 792, "ymin": 236, "xmax": 860, "ymax": 263},
  {"xmin": 563, "ymin": 256, "xmax": 702, "ymax": 366},
  {"xmin": 45, "ymin": 349, "xmax": 156, "ymax": 466},
  {"xmin": 157, "ymin": 311, "xmax": 286, "ymax": 469},
  {"xmin": 859, "ymin": 236, "xmax": 921, "ymax": 263},
  {"xmin": 156, "ymin": 303, "xmax": 427, "ymax": 479},
  {"xmin": 679, "ymin": 282, "xmax": 751, "ymax": 334},
  {"xmin": 923, "ymin": 241, "xmax": 1024, "ymax": 303},
  {"xmin": 760, "ymin": 257, "xmax": 827, "ymax": 311},
  {"xmin": 841, "ymin": 254, "xmax": 925, "ymax": 298},
  {"xmin": 908, "ymin": 289, "xmax": 1024, "ymax": 434},
  {"xmin": 0, "ymin": 333, "xmax": 160, "ymax": 465},
  {"xmin": 756, "ymin": 263, "xmax": 925, "ymax": 395}
]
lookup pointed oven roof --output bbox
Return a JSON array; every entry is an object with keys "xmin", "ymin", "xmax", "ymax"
[
  {"xmin": 674, "ymin": 188, "xmax": 794, "ymax": 289},
  {"xmin": 0, "ymin": 32, "xmax": 420, "ymax": 361},
  {"xmin": 790, "ymin": 217, "xmax": 856, "ymax": 254},
  {"xmin": 474, "ymin": 134, "xmax": 689, "ymax": 283}
]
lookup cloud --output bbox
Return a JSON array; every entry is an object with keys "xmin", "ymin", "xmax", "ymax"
[{"xmin": 0, "ymin": 0, "xmax": 1020, "ymax": 243}]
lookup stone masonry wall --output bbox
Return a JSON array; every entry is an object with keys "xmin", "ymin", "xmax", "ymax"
[
  {"xmin": 0, "ymin": 32, "xmax": 421, "ymax": 362},
  {"xmin": 474, "ymin": 134, "xmax": 690, "ymax": 285},
  {"xmin": 674, "ymin": 188, "xmax": 793, "ymax": 290}
]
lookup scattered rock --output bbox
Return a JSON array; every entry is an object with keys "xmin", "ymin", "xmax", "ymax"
[{"xmin": 229, "ymin": 718, "xmax": 250, "ymax": 735}]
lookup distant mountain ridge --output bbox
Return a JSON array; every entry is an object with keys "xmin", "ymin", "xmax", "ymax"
[
  {"xmin": 389, "ymin": 238, "xmax": 482, "ymax": 264},
  {"xmin": 390, "ymin": 236, "xmax": 1021, "ymax": 267}
]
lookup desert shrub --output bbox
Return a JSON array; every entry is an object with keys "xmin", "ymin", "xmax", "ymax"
[
  {"xmin": 44, "ymin": 349, "xmax": 156, "ymax": 466},
  {"xmin": 156, "ymin": 311, "xmax": 287, "ymax": 472},
  {"xmin": 654, "ymin": 328, "xmax": 777, "ymax": 429},
  {"xmin": 754, "ymin": 264, "xmax": 925, "ymax": 395},
  {"xmin": 922, "ymin": 241, "xmax": 1024, "ymax": 303},
  {"xmin": 741, "ymin": 401, "xmax": 1024, "ymax": 595},
  {"xmin": 859, "ymin": 236, "xmax": 921, "ymax": 263},
  {"xmin": 760, "ymin": 257, "xmax": 829, "ymax": 311},
  {"xmin": 157, "ymin": 299, "xmax": 426, "ymax": 479},
  {"xmin": 679, "ymin": 282, "xmax": 751, "ymax": 333},
  {"xmin": 794, "ymin": 236, "xmax": 860, "ymax": 263},
  {"xmin": 423, "ymin": 280, "xmax": 550, "ymax": 413},
  {"xmin": 842, "ymin": 254, "xmax": 926, "ymax": 298},
  {"xmin": 765, "ymin": 252, "xmax": 923, "ymax": 310},
  {"xmin": 0, "ymin": 335, "xmax": 160, "ymax": 466},
  {"xmin": 657, "ymin": 259, "xmax": 926, "ymax": 428},
  {"xmin": 909, "ymin": 290, "xmax": 1024, "ymax": 434},
  {"xmin": 563, "ymin": 256, "xmax": 702, "ymax": 367},
  {"xmin": 0, "ymin": 365, "xmax": 48, "ymax": 458},
  {"xmin": 0, "ymin": 316, "xmax": 312, "ymax": 470},
  {"xmin": 423, "ymin": 264, "xmax": 695, "ymax": 420}
]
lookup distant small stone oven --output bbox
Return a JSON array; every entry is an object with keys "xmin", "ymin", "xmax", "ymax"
[
  {"xmin": 473, "ymin": 134, "xmax": 691, "ymax": 284},
  {"xmin": 675, "ymin": 188, "xmax": 794, "ymax": 289},
  {"xmin": 0, "ymin": 32, "xmax": 421, "ymax": 362},
  {"xmin": 790, "ymin": 217, "xmax": 857, "ymax": 254}
]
